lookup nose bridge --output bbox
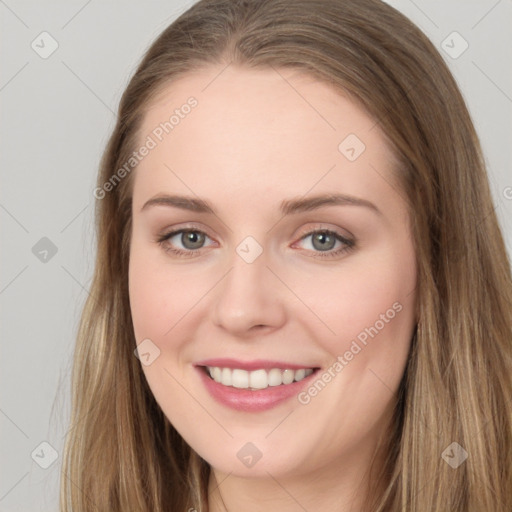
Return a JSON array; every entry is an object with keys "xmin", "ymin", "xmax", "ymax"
[{"xmin": 211, "ymin": 237, "xmax": 286, "ymax": 334}]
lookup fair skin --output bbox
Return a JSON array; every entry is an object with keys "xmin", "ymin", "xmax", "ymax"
[{"xmin": 128, "ymin": 64, "xmax": 417, "ymax": 511}]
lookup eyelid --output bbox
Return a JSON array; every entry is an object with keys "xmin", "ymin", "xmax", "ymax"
[
  {"xmin": 158, "ymin": 222, "xmax": 216, "ymax": 239},
  {"xmin": 157, "ymin": 225, "xmax": 217, "ymax": 246},
  {"xmin": 292, "ymin": 223, "xmax": 354, "ymax": 242},
  {"xmin": 157, "ymin": 222, "xmax": 355, "ymax": 259},
  {"xmin": 290, "ymin": 227, "xmax": 354, "ymax": 256},
  {"xmin": 157, "ymin": 222, "xmax": 350, "ymax": 241}
]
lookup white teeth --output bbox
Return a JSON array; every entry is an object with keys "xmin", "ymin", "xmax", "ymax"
[
  {"xmin": 221, "ymin": 367, "xmax": 232, "ymax": 386},
  {"xmin": 282, "ymin": 369, "xmax": 295, "ymax": 385},
  {"xmin": 268, "ymin": 368, "xmax": 283, "ymax": 386},
  {"xmin": 206, "ymin": 366, "xmax": 315, "ymax": 390},
  {"xmin": 231, "ymin": 369, "xmax": 249, "ymax": 388},
  {"xmin": 212, "ymin": 367, "xmax": 221, "ymax": 381},
  {"xmin": 294, "ymin": 368, "xmax": 306, "ymax": 381},
  {"xmin": 249, "ymin": 369, "xmax": 268, "ymax": 390}
]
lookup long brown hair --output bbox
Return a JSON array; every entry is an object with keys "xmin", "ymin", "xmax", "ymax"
[{"xmin": 60, "ymin": 0, "xmax": 512, "ymax": 510}]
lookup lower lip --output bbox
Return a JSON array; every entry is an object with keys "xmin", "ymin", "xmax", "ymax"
[{"xmin": 196, "ymin": 366, "xmax": 318, "ymax": 412}]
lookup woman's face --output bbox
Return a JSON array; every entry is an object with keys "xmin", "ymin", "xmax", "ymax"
[{"xmin": 128, "ymin": 65, "xmax": 417, "ymax": 480}]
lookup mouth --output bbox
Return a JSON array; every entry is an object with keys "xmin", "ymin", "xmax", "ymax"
[
  {"xmin": 201, "ymin": 365, "xmax": 316, "ymax": 390},
  {"xmin": 194, "ymin": 359, "xmax": 321, "ymax": 412}
]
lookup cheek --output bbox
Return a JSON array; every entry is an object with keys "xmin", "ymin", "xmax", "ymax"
[
  {"xmin": 296, "ymin": 253, "xmax": 415, "ymax": 352},
  {"xmin": 129, "ymin": 234, "xmax": 416, "ymax": 359},
  {"xmin": 290, "ymin": 242, "xmax": 417, "ymax": 413},
  {"xmin": 128, "ymin": 244, "xmax": 204, "ymax": 412},
  {"xmin": 128, "ymin": 240, "xmax": 202, "ymax": 343}
]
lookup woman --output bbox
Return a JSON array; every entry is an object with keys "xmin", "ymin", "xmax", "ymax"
[{"xmin": 60, "ymin": 0, "xmax": 512, "ymax": 510}]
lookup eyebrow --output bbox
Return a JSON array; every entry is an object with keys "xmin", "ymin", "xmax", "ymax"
[{"xmin": 140, "ymin": 193, "xmax": 381, "ymax": 216}]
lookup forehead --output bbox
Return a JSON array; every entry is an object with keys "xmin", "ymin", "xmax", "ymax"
[
  {"xmin": 141, "ymin": 64, "xmax": 379, "ymax": 144},
  {"xmin": 133, "ymin": 65, "xmax": 399, "ymax": 214}
]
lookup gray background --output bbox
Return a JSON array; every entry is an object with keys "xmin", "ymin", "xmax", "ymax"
[{"xmin": 1, "ymin": 1, "xmax": 511, "ymax": 510}]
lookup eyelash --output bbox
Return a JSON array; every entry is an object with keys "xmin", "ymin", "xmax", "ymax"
[{"xmin": 156, "ymin": 227, "xmax": 355, "ymax": 260}]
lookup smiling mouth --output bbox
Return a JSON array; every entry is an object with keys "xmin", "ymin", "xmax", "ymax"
[{"xmin": 201, "ymin": 365, "xmax": 318, "ymax": 390}]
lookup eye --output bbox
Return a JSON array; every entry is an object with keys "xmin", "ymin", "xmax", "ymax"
[
  {"xmin": 294, "ymin": 229, "xmax": 355, "ymax": 259},
  {"xmin": 157, "ymin": 227, "xmax": 355, "ymax": 260},
  {"xmin": 157, "ymin": 228, "xmax": 215, "ymax": 257}
]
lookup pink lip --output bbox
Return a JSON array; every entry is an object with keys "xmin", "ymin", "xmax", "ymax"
[
  {"xmin": 194, "ymin": 364, "xmax": 320, "ymax": 413},
  {"xmin": 194, "ymin": 358, "xmax": 316, "ymax": 371}
]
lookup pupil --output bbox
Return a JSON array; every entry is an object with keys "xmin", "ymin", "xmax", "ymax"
[
  {"xmin": 313, "ymin": 232, "xmax": 335, "ymax": 251},
  {"xmin": 183, "ymin": 231, "xmax": 204, "ymax": 249}
]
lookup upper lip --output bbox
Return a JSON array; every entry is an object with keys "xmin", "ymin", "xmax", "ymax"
[{"xmin": 195, "ymin": 358, "xmax": 319, "ymax": 371}]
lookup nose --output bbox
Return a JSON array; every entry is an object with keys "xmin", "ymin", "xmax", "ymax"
[{"xmin": 211, "ymin": 247, "xmax": 287, "ymax": 337}]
